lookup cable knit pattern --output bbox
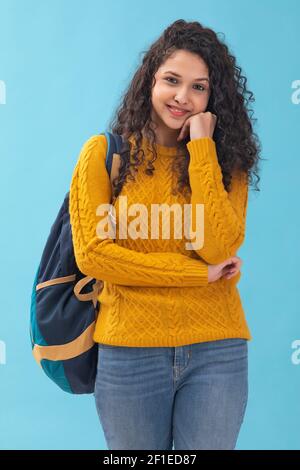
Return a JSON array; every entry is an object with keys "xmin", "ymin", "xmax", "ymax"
[
  {"xmin": 187, "ymin": 137, "xmax": 248, "ymax": 264},
  {"xmin": 69, "ymin": 134, "xmax": 252, "ymax": 347}
]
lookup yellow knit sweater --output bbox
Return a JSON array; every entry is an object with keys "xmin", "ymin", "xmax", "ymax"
[{"xmin": 69, "ymin": 133, "xmax": 252, "ymax": 347}]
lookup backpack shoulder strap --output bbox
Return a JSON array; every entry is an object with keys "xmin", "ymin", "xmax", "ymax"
[
  {"xmin": 101, "ymin": 132, "xmax": 124, "ymax": 176},
  {"xmin": 99, "ymin": 131, "xmax": 124, "ymax": 212}
]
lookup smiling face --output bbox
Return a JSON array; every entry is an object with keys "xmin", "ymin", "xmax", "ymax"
[{"xmin": 148, "ymin": 49, "xmax": 211, "ymax": 146}]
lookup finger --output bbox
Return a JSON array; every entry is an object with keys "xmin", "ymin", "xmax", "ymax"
[
  {"xmin": 221, "ymin": 256, "xmax": 239, "ymax": 272},
  {"xmin": 234, "ymin": 260, "xmax": 241, "ymax": 270},
  {"xmin": 226, "ymin": 260, "xmax": 237, "ymax": 269},
  {"xmin": 177, "ymin": 126, "xmax": 185, "ymax": 141},
  {"xmin": 177, "ymin": 126, "xmax": 187, "ymax": 141},
  {"xmin": 232, "ymin": 257, "xmax": 242, "ymax": 268},
  {"xmin": 226, "ymin": 256, "xmax": 237, "ymax": 265},
  {"xmin": 225, "ymin": 269, "xmax": 237, "ymax": 279},
  {"xmin": 225, "ymin": 268, "xmax": 236, "ymax": 277},
  {"xmin": 224, "ymin": 271, "xmax": 234, "ymax": 279},
  {"xmin": 180, "ymin": 117, "xmax": 191, "ymax": 137}
]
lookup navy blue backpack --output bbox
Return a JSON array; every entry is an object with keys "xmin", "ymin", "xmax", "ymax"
[{"xmin": 30, "ymin": 132, "xmax": 123, "ymax": 394}]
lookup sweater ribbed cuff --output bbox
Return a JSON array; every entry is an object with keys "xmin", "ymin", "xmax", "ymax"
[
  {"xmin": 182, "ymin": 260, "xmax": 208, "ymax": 286},
  {"xmin": 187, "ymin": 137, "xmax": 217, "ymax": 166}
]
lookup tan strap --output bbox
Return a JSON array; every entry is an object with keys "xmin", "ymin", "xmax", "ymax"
[
  {"xmin": 73, "ymin": 276, "xmax": 103, "ymax": 309},
  {"xmin": 110, "ymin": 152, "xmax": 121, "ymax": 185},
  {"xmin": 110, "ymin": 150, "xmax": 136, "ymax": 183},
  {"xmin": 32, "ymin": 321, "xmax": 96, "ymax": 365},
  {"xmin": 36, "ymin": 274, "xmax": 103, "ymax": 310},
  {"xmin": 36, "ymin": 274, "xmax": 76, "ymax": 290}
]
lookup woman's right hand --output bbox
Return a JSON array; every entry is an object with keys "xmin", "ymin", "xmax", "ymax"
[{"xmin": 208, "ymin": 256, "xmax": 242, "ymax": 283}]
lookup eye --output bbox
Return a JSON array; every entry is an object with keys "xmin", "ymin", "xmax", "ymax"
[
  {"xmin": 165, "ymin": 77, "xmax": 177, "ymax": 84},
  {"xmin": 164, "ymin": 77, "xmax": 206, "ymax": 92}
]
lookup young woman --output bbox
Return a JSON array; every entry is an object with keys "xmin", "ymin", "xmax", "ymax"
[{"xmin": 69, "ymin": 19, "xmax": 261, "ymax": 450}]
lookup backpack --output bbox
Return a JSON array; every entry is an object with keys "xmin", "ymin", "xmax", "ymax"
[{"xmin": 30, "ymin": 131, "xmax": 123, "ymax": 394}]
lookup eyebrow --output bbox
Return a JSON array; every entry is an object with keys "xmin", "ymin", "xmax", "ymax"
[{"xmin": 163, "ymin": 70, "xmax": 210, "ymax": 83}]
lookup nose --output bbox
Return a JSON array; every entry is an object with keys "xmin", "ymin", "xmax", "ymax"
[{"xmin": 174, "ymin": 86, "xmax": 189, "ymax": 105}]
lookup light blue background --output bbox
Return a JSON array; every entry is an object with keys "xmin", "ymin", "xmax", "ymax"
[{"xmin": 0, "ymin": 0, "xmax": 299, "ymax": 450}]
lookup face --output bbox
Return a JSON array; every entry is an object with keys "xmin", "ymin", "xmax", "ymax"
[{"xmin": 149, "ymin": 49, "xmax": 211, "ymax": 145}]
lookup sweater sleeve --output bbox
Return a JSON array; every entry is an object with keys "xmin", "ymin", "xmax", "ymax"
[
  {"xmin": 186, "ymin": 137, "xmax": 248, "ymax": 265},
  {"xmin": 69, "ymin": 134, "xmax": 209, "ymax": 287}
]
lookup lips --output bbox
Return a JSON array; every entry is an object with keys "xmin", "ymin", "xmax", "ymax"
[{"xmin": 166, "ymin": 105, "xmax": 188, "ymax": 116}]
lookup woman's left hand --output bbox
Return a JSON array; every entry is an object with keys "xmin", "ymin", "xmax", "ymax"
[
  {"xmin": 177, "ymin": 111, "xmax": 217, "ymax": 142},
  {"xmin": 222, "ymin": 256, "xmax": 243, "ymax": 280}
]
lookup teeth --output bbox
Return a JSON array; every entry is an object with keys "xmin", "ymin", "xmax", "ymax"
[{"xmin": 169, "ymin": 106, "xmax": 186, "ymax": 112}]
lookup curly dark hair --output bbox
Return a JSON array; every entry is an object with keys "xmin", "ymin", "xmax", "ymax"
[{"xmin": 107, "ymin": 19, "xmax": 263, "ymax": 205}]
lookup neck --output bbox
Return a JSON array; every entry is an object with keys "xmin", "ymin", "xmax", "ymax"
[{"xmin": 142, "ymin": 129, "xmax": 180, "ymax": 149}]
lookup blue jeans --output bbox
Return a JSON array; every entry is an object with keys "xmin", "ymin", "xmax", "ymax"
[{"xmin": 94, "ymin": 338, "xmax": 248, "ymax": 450}]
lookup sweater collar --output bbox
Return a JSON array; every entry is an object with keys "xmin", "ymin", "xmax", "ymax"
[{"xmin": 128, "ymin": 134, "xmax": 185, "ymax": 157}]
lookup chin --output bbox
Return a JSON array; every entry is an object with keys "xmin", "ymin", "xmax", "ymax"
[
  {"xmin": 162, "ymin": 115, "xmax": 182, "ymax": 129},
  {"xmin": 166, "ymin": 122, "xmax": 182, "ymax": 131}
]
